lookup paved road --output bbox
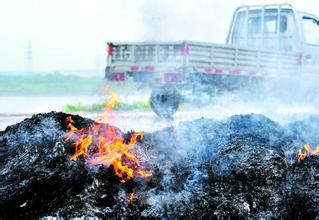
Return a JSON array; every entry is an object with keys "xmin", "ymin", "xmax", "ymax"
[{"xmin": 0, "ymin": 95, "xmax": 114, "ymax": 114}]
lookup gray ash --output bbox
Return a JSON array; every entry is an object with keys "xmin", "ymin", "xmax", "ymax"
[{"xmin": 0, "ymin": 112, "xmax": 318, "ymax": 219}]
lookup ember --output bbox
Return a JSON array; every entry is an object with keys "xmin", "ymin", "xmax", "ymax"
[
  {"xmin": 128, "ymin": 192, "xmax": 137, "ymax": 202},
  {"xmin": 65, "ymin": 92, "xmax": 151, "ymax": 182}
]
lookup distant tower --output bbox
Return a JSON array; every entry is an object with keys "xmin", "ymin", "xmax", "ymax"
[{"xmin": 26, "ymin": 40, "xmax": 33, "ymax": 73}]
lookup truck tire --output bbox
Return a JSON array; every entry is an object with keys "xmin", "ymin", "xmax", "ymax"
[{"xmin": 150, "ymin": 85, "xmax": 182, "ymax": 119}]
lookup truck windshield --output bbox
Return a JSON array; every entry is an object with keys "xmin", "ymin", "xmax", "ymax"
[{"xmin": 303, "ymin": 17, "xmax": 319, "ymax": 45}]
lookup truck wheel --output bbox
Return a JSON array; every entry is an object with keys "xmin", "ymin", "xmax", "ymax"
[{"xmin": 150, "ymin": 85, "xmax": 182, "ymax": 119}]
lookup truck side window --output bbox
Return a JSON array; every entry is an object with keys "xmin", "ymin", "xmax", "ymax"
[
  {"xmin": 303, "ymin": 17, "xmax": 319, "ymax": 45},
  {"xmin": 264, "ymin": 16, "xmax": 277, "ymax": 33},
  {"xmin": 232, "ymin": 11, "xmax": 247, "ymax": 45},
  {"xmin": 248, "ymin": 9, "xmax": 262, "ymax": 34},
  {"xmin": 280, "ymin": 16, "xmax": 288, "ymax": 33},
  {"xmin": 248, "ymin": 16, "xmax": 262, "ymax": 33},
  {"xmin": 263, "ymin": 16, "xmax": 288, "ymax": 33}
]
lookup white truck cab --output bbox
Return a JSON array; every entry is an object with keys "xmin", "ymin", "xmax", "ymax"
[
  {"xmin": 227, "ymin": 4, "xmax": 319, "ymax": 74},
  {"xmin": 228, "ymin": 4, "xmax": 319, "ymax": 49}
]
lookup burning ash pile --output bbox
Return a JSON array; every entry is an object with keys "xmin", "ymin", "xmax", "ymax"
[{"xmin": 0, "ymin": 101, "xmax": 319, "ymax": 218}]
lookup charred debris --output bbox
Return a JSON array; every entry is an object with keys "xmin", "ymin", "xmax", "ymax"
[{"xmin": 0, "ymin": 112, "xmax": 318, "ymax": 219}]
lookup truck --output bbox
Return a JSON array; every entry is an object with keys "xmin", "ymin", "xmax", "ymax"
[{"xmin": 105, "ymin": 4, "xmax": 319, "ymax": 118}]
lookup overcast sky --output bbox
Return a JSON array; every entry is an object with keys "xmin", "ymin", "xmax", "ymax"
[{"xmin": 0, "ymin": 0, "xmax": 318, "ymax": 72}]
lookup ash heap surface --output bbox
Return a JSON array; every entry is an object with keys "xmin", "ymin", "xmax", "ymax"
[{"xmin": 0, "ymin": 112, "xmax": 318, "ymax": 219}]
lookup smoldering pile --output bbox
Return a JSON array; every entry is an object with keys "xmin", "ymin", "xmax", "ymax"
[{"xmin": 0, "ymin": 112, "xmax": 318, "ymax": 219}]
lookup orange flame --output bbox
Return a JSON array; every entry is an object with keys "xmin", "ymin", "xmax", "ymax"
[
  {"xmin": 97, "ymin": 91, "xmax": 118, "ymax": 123},
  {"xmin": 128, "ymin": 192, "xmax": 137, "ymax": 202},
  {"xmin": 304, "ymin": 144, "xmax": 319, "ymax": 155},
  {"xmin": 298, "ymin": 144, "xmax": 319, "ymax": 162},
  {"xmin": 64, "ymin": 91, "xmax": 151, "ymax": 182},
  {"xmin": 90, "ymin": 132, "xmax": 151, "ymax": 181}
]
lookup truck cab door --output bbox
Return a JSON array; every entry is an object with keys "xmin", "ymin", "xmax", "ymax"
[{"xmin": 301, "ymin": 16, "xmax": 319, "ymax": 78}]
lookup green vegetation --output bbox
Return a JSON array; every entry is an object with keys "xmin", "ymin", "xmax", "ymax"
[
  {"xmin": 0, "ymin": 72, "xmax": 152, "ymax": 96},
  {"xmin": 0, "ymin": 72, "xmax": 153, "ymax": 112},
  {"xmin": 0, "ymin": 73, "xmax": 104, "ymax": 95},
  {"xmin": 62, "ymin": 100, "xmax": 151, "ymax": 113}
]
